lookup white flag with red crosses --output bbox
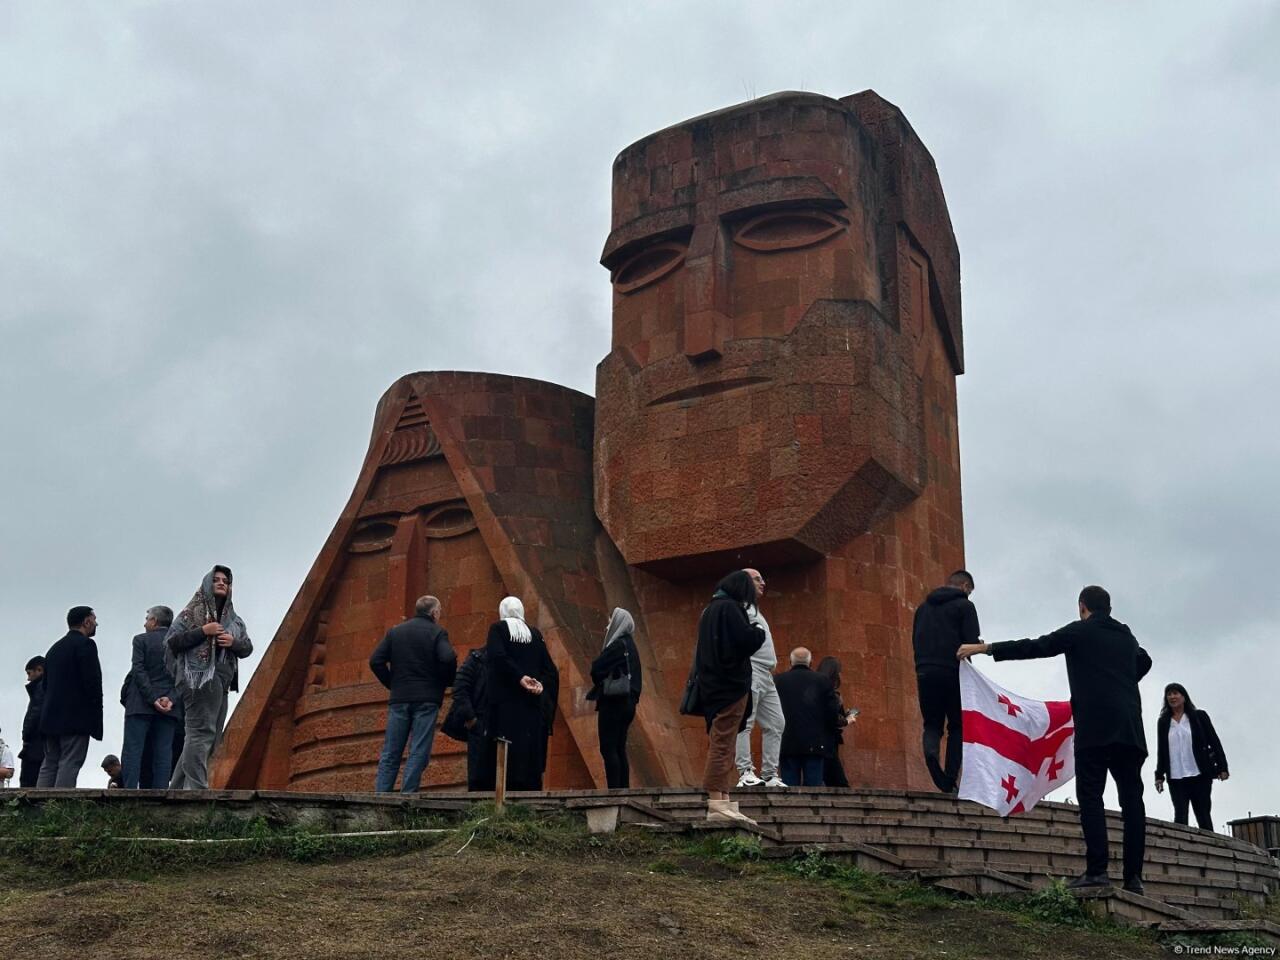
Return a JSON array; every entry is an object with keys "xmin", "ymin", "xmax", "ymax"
[{"xmin": 957, "ymin": 661, "xmax": 1075, "ymax": 816}]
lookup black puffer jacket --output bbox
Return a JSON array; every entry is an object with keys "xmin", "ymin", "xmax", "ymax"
[
  {"xmin": 912, "ymin": 586, "xmax": 980, "ymax": 672},
  {"xmin": 369, "ymin": 613, "xmax": 457, "ymax": 704}
]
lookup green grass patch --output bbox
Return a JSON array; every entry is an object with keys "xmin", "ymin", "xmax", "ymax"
[{"xmin": 0, "ymin": 796, "xmax": 453, "ymax": 886}]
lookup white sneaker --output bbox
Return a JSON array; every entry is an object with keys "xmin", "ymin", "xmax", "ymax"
[
  {"xmin": 762, "ymin": 776, "xmax": 787, "ymax": 788},
  {"xmin": 737, "ymin": 771, "xmax": 764, "ymax": 787}
]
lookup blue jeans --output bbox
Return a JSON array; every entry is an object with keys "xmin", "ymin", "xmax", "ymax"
[
  {"xmin": 375, "ymin": 701, "xmax": 440, "ymax": 793},
  {"xmin": 780, "ymin": 755, "xmax": 825, "ymax": 787},
  {"xmin": 122, "ymin": 712, "xmax": 179, "ymax": 789}
]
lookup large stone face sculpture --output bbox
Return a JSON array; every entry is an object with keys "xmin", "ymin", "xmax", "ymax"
[{"xmin": 214, "ymin": 90, "xmax": 964, "ymax": 792}]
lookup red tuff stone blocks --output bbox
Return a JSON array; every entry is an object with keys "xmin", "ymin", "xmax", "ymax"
[{"xmin": 214, "ymin": 90, "xmax": 965, "ymax": 794}]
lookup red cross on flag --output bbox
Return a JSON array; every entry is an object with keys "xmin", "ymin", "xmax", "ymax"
[{"xmin": 957, "ymin": 661, "xmax": 1074, "ymax": 816}]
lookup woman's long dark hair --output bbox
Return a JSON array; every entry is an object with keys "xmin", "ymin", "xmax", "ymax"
[
  {"xmin": 1159, "ymin": 682, "xmax": 1198, "ymax": 720},
  {"xmin": 816, "ymin": 656, "xmax": 842, "ymax": 691},
  {"xmin": 715, "ymin": 570, "xmax": 757, "ymax": 606}
]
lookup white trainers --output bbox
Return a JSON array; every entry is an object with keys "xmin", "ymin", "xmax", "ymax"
[
  {"xmin": 762, "ymin": 776, "xmax": 787, "ymax": 788},
  {"xmin": 736, "ymin": 771, "xmax": 764, "ymax": 787}
]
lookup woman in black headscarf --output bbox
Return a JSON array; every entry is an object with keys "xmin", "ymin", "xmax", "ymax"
[
  {"xmin": 484, "ymin": 596, "xmax": 558, "ymax": 791},
  {"xmin": 587, "ymin": 608, "xmax": 642, "ymax": 788},
  {"xmin": 1154, "ymin": 683, "xmax": 1229, "ymax": 830}
]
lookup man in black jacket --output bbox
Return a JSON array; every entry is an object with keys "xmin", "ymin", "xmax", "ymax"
[
  {"xmin": 19, "ymin": 656, "xmax": 46, "ymax": 788},
  {"xmin": 913, "ymin": 570, "xmax": 980, "ymax": 792},
  {"xmin": 121, "ymin": 606, "xmax": 181, "ymax": 789},
  {"xmin": 774, "ymin": 647, "xmax": 846, "ymax": 786},
  {"xmin": 369, "ymin": 595, "xmax": 457, "ymax": 793},
  {"xmin": 959, "ymin": 585, "xmax": 1153, "ymax": 894},
  {"xmin": 37, "ymin": 606, "xmax": 104, "ymax": 788}
]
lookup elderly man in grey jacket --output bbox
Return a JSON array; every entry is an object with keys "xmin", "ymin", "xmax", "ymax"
[
  {"xmin": 121, "ymin": 605, "xmax": 181, "ymax": 789},
  {"xmin": 735, "ymin": 568, "xmax": 787, "ymax": 788}
]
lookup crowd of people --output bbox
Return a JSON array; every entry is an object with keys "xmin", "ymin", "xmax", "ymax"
[
  {"xmin": 373, "ymin": 568, "xmax": 855, "ymax": 805},
  {"xmin": 4, "ymin": 561, "xmax": 1234, "ymax": 895},
  {"xmin": 3, "ymin": 565, "xmax": 252, "ymax": 790}
]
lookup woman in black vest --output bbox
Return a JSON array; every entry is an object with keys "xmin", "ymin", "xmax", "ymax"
[{"xmin": 1154, "ymin": 683, "xmax": 1229, "ymax": 831}]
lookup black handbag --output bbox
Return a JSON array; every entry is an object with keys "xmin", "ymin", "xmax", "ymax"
[
  {"xmin": 678, "ymin": 661, "xmax": 702, "ymax": 715},
  {"xmin": 601, "ymin": 646, "xmax": 632, "ymax": 698}
]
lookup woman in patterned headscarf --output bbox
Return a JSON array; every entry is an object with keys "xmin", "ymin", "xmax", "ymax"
[
  {"xmin": 166, "ymin": 565, "xmax": 253, "ymax": 789},
  {"xmin": 483, "ymin": 596, "xmax": 558, "ymax": 791}
]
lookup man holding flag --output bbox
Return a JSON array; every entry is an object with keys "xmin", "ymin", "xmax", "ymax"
[{"xmin": 958, "ymin": 585, "xmax": 1153, "ymax": 895}]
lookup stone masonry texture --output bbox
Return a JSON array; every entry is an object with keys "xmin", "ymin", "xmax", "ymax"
[{"xmin": 214, "ymin": 90, "xmax": 965, "ymax": 793}]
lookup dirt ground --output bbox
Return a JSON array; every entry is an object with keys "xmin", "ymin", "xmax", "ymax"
[{"xmin": 0, "ymin": 846, "xmax": 1165, "ymax": 960}]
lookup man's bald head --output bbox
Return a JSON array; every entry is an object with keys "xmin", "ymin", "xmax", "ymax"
[
  {"xmin": 743, "ymin": 568, "xmax": 765, "ymax": 599},
  {"xmin": 790, "ymin": 647, "xmax": 812, "ymax": 667}
]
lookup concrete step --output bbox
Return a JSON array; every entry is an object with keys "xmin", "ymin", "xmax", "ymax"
[
  {"xmin": 913, "ymin": 866, "xmax": 1036, "ymax": 897},
  {"xmin": 758, "ymin": 840, "xmax": 906, "ymax": 874},
  {"xmin": 1155, "ymin": 919, "xmax": 1280, "ymax": 944},
  {"xmin": 1072, "ymin": 886, "xmax": 1198, "ymax": 926}
]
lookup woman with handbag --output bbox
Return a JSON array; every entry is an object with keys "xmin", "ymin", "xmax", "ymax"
[
  {"xmin": 587, "ymin": 608, "xmax": 642, "ymax": 788},
  {"xmin": 1154, "ymin": 682, "xmax": 1229, "ymax": 831}
]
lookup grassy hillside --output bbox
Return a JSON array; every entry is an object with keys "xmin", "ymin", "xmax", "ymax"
[{"xmin": 0, "ymin": 800, "xmax": 1263, "ymax": 959}]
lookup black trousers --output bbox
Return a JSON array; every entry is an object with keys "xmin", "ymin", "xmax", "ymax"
[
  {"xmin": 1168, "ymin": 774, "xmax": 1214, "ymax": 831},
  {"xmin": 19, "ymin": 742, "xmax": 43, "ymax": 788},
  {"xmin": 1075, "ymin": 743, "xmax": 1146, "ymax": 881},
  {"xmin": 597, "ymin": 698, "xmax": 636, "ymax": 789},
  {"xmin": 467, "ymin": 732, "xmax": 496, "ymax": 791},
  {"xmin": 917, "ymin": 668, "xmax": 962, "ymax": 791}
]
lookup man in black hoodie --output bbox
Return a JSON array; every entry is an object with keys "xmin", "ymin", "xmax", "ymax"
[
  {"xmin": 959, "ymin": 585, "xmax": 1153, "ymax": 894},
  {"xmin": 912, "ymin": 570, "xmax": 980, "ymax": 793}
]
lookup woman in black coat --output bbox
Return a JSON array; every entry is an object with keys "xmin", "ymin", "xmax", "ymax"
[
  {"xmin": 586, "ymin": 608, "xmax": 642, "ymax": 789},
  {"xmin": 1154, "ymin": 683, "xmax": 1229, "ymax": 831},
  {"xmin": 484, "ymin": 596, "xmax": 559, "ymax": 791},
  {"xmin": 694, "ymin": 571, "xmax": 766, "ymax": 822},
  {"xmin": 816, "ymin": 656, "xmax": 854, "ymax": 788}
]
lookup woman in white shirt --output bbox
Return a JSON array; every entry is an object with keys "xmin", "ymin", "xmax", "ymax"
[{"xmin": 1153, "ymin": 683, "xmax": 1229, "ymax": 831}]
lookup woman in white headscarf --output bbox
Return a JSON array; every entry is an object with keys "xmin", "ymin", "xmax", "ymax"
[
  {"xmin": 484, "ymin": 596, "xmax": 559, "ymax": 790},
  {"xmin": 586, "ymin": 608, "xmax": 642, "ymax": 788}
]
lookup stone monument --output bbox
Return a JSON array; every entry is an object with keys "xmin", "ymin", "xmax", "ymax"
[{"xmin": 213, "ymin": 90, "xmax": 966, "ymax": 793}]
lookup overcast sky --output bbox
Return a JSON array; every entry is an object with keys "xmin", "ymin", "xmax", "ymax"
[{"xmin": 2, "ymin": 3, "xmax": 1276, "ymax": 827}]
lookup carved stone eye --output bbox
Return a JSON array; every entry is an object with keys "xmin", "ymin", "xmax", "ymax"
[
  {"xmin": 612, "ymin": 242, "xmax": 687, "ymax": 293},
  {"xmin": 423, "ymin": 503, "xmax": 477, "ymax": 539},
  {"xmin": 733, "ymin": 209, "xmax": 845, "ymax": 252},
  {"xmin": 349, "ymin": 519, "xmax": 398, "ymax": 553}
]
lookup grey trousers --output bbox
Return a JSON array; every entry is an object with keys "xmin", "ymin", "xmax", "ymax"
[
  {"xmin": 36, "ymin": 734, "xmax": 90, "ymax": 788},
  {"xmin": 736, "ymin": 676, "xmax": 785, "ymax": 779},
  {"xmin": 170, "ymin": 673, "xmax": 229, "ymax": 790}
]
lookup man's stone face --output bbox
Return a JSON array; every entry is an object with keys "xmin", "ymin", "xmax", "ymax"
[{"xmin": 595, "ymin": 94, "xmax": 924, "ymax": 575}]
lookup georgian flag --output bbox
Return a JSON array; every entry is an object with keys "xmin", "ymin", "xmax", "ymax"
[{"xmin": 957, "ymin": 661, "xmax": 1075, "ymax": 816}]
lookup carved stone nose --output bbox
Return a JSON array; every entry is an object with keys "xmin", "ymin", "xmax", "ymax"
[{"xmin": 680, "ymin": 223, "xmax": 729, "ymax": 362}]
